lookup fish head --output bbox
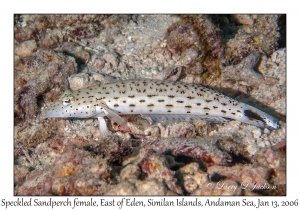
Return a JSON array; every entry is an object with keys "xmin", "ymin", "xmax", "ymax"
[{"xmin": 45, "ymin": 89, "xmax": 96, "ymax": 118}]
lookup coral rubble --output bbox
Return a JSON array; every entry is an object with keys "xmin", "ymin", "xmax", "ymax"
[{"xmin": 14, "ymin": 14, "xmax": 286, "ymax": 195}]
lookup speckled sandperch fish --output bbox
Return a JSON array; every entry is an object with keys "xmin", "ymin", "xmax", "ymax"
[{"xmin": 45, "ymin": 79, "xmax": 279, "ymax": 137}]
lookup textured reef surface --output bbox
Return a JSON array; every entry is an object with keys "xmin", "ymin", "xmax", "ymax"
[{"xmin": 14, "ymin": 14, "xmax": 286, "ymax": 195}]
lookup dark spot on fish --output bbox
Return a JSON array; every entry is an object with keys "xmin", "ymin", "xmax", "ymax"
[
  {"xmin": 187, "ymin": 96, "xmax": 195, "ymax": 99},
  {"xmin": 128, "ymin": 95, "xmax": 135, "ymax": 98},
  {"xmin": 168, "ymin": 95, "xmax": 175, "ymax": 98},
  {"xmin": 149, "ymin": 110, "xmax": 152, "ymax": 112},
  {"xmin": 83, "ymin": 101, "xmax": 86, "ymax": 103},
  {"xmin": 206, "ymin": 100, "xmax": 212, "ymax": 103},
  {"xmin": 123, "ymin": 100, "xmax": 126, "ymax": 103},
  {"xmin": 204, "ymin": 107, "xmax": 210, "ymax": 110},
  {"xmin": 147, "ymin": 94, "xmax": 156, "ymax": 97},
  {"xmin": 139, "ymin": 100, "xmax": 146, "ymax": 103},
  {"xmin": 114, "ymin": 104, "xmax": 119, "ymax": 107},
  {"xmin": 221, "ymin": 110, "xmax": 226, "ymax": 113},
  {"xmin": 114, "ymin": 97, "xmax": 119, "ymax": 99},
  {"xmin": 187, "ymin": 111, "xmax": 191, "ymax": 113},
  {"xmin": 166, "ymin": 104, "xmax": 173, "ymax": 107},
  {"xmin": 87, "ymin": 106, "xmax": 89, "ymax": 108},
  {"xmin": 197, "ymin": 93, "xmax": 203, "ymax": 96},
  {"xmin": 213, "ymin": 106, "xmax": 218, "ymax": 109},
  {"xmin": 244, "ymin": 110, "xmax": 266, "ymax": 123},
  {"xmin": 158, "ymin": 99, "xmax": 165, "ymax": 102},
  {"xmin": 196, "ymin": 103, "xmax": 201, "ymax": 106},
  {"xmin": 106, "ymin": 92, "xmax": 109, "ymax": 94},
  {"xmin": 88, "ymin": 96, "xmax": 93, "ymax": 98},
  {"xmin": 232, "ymin": 113, "xmax": 236, "ymax": 115},
  {"xmin": 206, "ymin": 113, "xmax": 209, "ymax": 115},
  {"xmin": 147, "ymin": 104, "xmax": 154, "ymax": 107},
  {"xmin": 98, "ymin": 92, "xmax": 101, "ymax": 94},
  {"xmin": 185, "ymin": 105, "xmax": 192, "ymax": 108},
  {"xmin": 237, "ymin": 110, "xmax": 241, "ymax": 113},
  {"xmin": 167, "ymin": 110, "xmax": 172, "ymax": 112},
  {"xmin": 129, "ymin": 104, "xmax": 135, "ymax": 107},
  {"xmin": 86, "ymin": 92, "xmax": 89, "ymax": 94},
  {"xmin": 177, "ymin": 100, "xmax": 184, "ymax": 103},
  {"xmin": 131, "ymin": 110, "xmax": 133, "ymax": 112}
]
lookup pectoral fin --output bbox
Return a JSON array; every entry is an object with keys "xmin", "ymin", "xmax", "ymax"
[{"xmin": 98, "ymin": 102, "xmax": 129, "ymax": 128}]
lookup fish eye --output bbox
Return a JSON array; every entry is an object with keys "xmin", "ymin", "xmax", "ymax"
[{"xmin": 62, "ymin": 97, "xmax": 74, "ymax": 106}]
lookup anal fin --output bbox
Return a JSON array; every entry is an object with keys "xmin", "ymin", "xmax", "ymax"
[{"xmin": 140, "ymin": 114, "xmax": 229, "ymax": 125}]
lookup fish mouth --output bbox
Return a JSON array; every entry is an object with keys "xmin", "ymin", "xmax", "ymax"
[{"xmin": 45, "ymin": 107, "xmax": 64, "ymax": 118}]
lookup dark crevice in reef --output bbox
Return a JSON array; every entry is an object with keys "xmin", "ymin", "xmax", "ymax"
[{"xmin": 277, "ymin": 14, "xmax": 286, "ymax": 48}]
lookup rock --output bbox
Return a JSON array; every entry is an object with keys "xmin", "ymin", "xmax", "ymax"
[
  {"xmin": 234, "ymin": 14, "xmax": 254, "ymax": 26},
  {"xmin": 102, "ymin": 53, "xmax": 119, "ymax": 68},
  {"xmin": 68, "ymin": 73, "xmax": 95, "ymax": 90},
  {"xmin": 14, "ymin": 40, "xmax": 37, "ymax": 58}
]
